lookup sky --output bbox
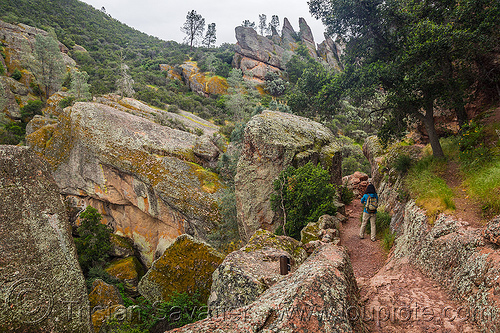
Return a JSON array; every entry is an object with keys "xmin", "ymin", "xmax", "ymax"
[{"xmin": 80, "ymin": 0, "xmax": 327, "ymax": 46}]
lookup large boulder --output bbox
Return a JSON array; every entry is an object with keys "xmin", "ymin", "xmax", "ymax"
[
  {"xmin": 178, "ymin": 61, "xmax": 228, "ymax": 96},
  {"xmin": 168, "ymin": 244, "xmax": 364, "ymax": 332},
  {"xmin": 235, "ymin": 111, "xmax": 342, "ymax": 241},
  {"xmin": 138, "ymin": 234, "xmax": 224, "ymax": 304},
  {"xmin": 0, "ymin": 146, "xmax": 92, "ymax": 332},
  {"xmin": 26, "ymin": 99, "xmax": 224, "ymax": 267},
  {"xmin": 208, "ymin": 229, "xmax": 307, "ymax": 311},
  {"xmin": 88, "ymin": 279, "xmax": 123, "ymax": 310}
]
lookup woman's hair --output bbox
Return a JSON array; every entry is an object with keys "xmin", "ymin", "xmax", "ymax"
[{"xmin": 365, "ymin": 183, "xmax": 376, "ymax": 194}]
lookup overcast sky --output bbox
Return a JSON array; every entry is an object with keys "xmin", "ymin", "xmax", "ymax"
[{"xmin": 80, "ymin": 0, "xmax": 327, "ymax": 46}]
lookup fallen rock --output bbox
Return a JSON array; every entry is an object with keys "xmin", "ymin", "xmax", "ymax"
[
  {"xmin": 88, "ymin": 279, "xmax": 123, "ymax": 310},
  {"xmin": 110, "ymin": 233, "xmax": 135, "ymax": 258},
  {"xmin": 0, "ymin": 146, "xmax": 91, "ymax": 332},
  {"xmin": 208, "ymin": 229, "xmax": 307, "ymax": 312},
  {"xmin": 105, "ymin": 256, "xmax": 144, "ymax": 294},
  {"xmin": 235, "ymin": 111, "xmax": 342, "ymax": 241},
  {"xmin": 169, "ymin": 244, "xmax": 364, "ymax": 332},
  {"xmin": 138, "ymin": 234, "xmax": 224, "ymax": 304}
]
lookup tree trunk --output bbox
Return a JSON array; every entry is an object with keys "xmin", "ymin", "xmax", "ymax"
[{"xmin": 422, "ymin": 100, "xmax": 444, "ymax": 158}]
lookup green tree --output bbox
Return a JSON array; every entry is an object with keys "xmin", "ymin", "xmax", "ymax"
[
  {"xmin": 69, "ymin": 69, "xmax": 91, "ymax": 100},
  {"xmin": 258, "ymin": 14, "xmax": 269, "ymax": 35},
  {"xmin": 32, "ymin": 34, "xmax": 66, "ymax": 100},
  {"xmin": 116, "ymin": 63, "xmax": 135, "ymax": 98},
  {"xmin": 74, "ymin": 206, "xmax": 112, "ymax": 273},
  {"xmin": 181, "ymin": 10, "xmax": 205, "ymax": 51},
  {"xmin": 225, "ymin": 68, "xmax": 259, "ymax": 121},
  {"xmin": 203, "ymin": 23, "xmax": 217, "ymax": 48},
  {"xmin": 269, "ymin": 15, "xmax": 280, "ymax": 35},
  {"xmin": 241, "ymin": 20, "xmax": 256, "ymax": 29},
  {"xmin": 264, "ymin": 71, "xmax": 287, "ymax": 97},
  {"xmin": 310, "ymin": 0, "xmax": 500, "ymax": 157},
  {"xmin": 271, "ymin": 162, "xmax": 337, "ymax": 240}
]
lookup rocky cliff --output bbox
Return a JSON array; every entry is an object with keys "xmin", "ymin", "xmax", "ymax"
[
  {"xmin": 233, "ymin": 18, "xmax": 343, "ymax": 81},
  {"xmin": 0, "ymin": 146, "xmax": 92, "ymax": 332},
  {"xmin": 0, "ymin": 20, "xmax": 75, "ymax": 123},
  {"xmin": 235, "ymin": 111, "xmax": 342, "ymax": 241},
  {"xmin": 26, "ymin": 95, "xmax": 224, "ymax": 267}
]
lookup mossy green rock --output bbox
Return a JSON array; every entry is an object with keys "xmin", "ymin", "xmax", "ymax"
[
  {"xmin": 0, "ymin": 146, "xmax": 91, "ymax": 332},
  {"xmin": 88, "ymin": 279, "xmax": 123, "ymax": 310},
  {"xmin": 105, "ymin": 256, "xmax": 144, "ymax": 293},
  {"xmin": 138, "ymin": 234, "xmax": 224, "ymax": 304},
  {"xmin": 300, "ymin": 222, "xmax": 321, "ymax": 244},
  {"xmin": 235, "ymin": 111, "xmax": 342, "ymax": 241}
]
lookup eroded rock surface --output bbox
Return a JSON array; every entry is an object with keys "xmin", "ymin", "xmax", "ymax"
[
  {"xmin": 208, "ymin": 229, "xmax": 307, "ymax": 312},
  {"xmin": 26, "ymin": 98, "xmax": 224, "ymax": 266},
  {"xmin": 0, "ymin": 146, "xmax": 91, "ymax": 332},
  {"xmin": 235, "ymin": 111, "xmax": 341, "ymax": 241},
  {"xmin": 168, "ymin": 244, "xmax": 364, "ymax": 333},
  {"xmin": 138, "ymin": 234, "xmax": 224, "ymax": 304}
]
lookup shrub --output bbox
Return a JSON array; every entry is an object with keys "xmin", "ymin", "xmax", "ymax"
[
  {"xmin": 11, "ymin": 68, "xmax": 22, "ymax": 81},
  {"xmin": 208, "ymin": 187, "xmax": 241, "ymax": 253},
  {"xmin": 271, "ymin": 162, "xmax": 337, "ymax": 240},
  {"xmin": 393, "ymin": 154, "xmax": 412, "ymax": 174},
  {"xmin": 74, "ymin": 206, "xmax": 113, "ymax": 274},
  {"xmin": 59, "ymin": 96, "xmax": 76, "ymax": 109},
  {"xmin": 338, "ymin": 184, "xmax": 355, "ymax": 205},
  {"xmin": 20, "ymin": 100, "xmax": 44, "ymax": 119}
]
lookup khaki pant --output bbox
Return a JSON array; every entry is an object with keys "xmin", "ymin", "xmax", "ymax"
[{"xmin": 360, "ymin": 212, "xmax": 376, "ymax": 241}]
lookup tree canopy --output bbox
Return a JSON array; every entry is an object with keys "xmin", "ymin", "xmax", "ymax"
[
  {"xmin": 309, "ymin": 0, "xmax": 500, "ymax": 157},
  {"xmin": 181, "ymin": 10, "xmax": 206, "ymax": 50}
]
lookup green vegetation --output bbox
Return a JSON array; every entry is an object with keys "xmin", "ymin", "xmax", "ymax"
[
  {"xmin": 74, "ymin": 206, "xmax": 113, "ymax": 273},
  {"xmin": 11, "ymin": 68, "xmax": 22, "ymax": 80},
  {"xmin": 271, "ymin": 162, "xmax": 337, "ymax": 240},
  {"xmin": 365, "ymin": 209, "xmax": 394, "ymax": 251}
]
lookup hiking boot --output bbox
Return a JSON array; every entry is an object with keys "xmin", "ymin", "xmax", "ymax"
[{"xmin": 371, "ymin": 238, "xmax": 376, "ymax": 242}]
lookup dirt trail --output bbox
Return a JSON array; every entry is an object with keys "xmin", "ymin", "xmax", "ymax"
[{"xmin": 341, "ymin": 199, "xmax": 481, "ymax": 332}]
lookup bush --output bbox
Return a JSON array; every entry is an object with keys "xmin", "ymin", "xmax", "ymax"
[
  {"xmin": 208, "ymin": 187, "xmax": 241, "ymax": 253},
  {"xmin": 271, "ymin": 162, "xmax": 337, "ymax": 240},
  {"xmin": 74, "ymin": 206, "xmax": 113, "ymax": 274},
  {"xmin": 11, "ymin": 68, "xmax": 22, "ymax": 81},
  {"xmin": 338, "ymin": 184, "xmax": 355, "ymax": 205},
  {"xmin": 393, "ymin": 154, "xmax": 412, "ymax": 174},
  {"xmin": 20, "ymin": 100, "xmax": 44, "ymax": 119},
  {"xmin": 59, "ymin": 96, "xmax": 76, "ymax": 109}
]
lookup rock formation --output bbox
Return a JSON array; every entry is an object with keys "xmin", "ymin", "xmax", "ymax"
[
  {"xmin": 235, "ymin": 111, "xmax": 342, "ymax": 241},
  {"xmin": 208, "ymin": 229, "xmax": 307, "ymax": 312},
  {"xmin": 233, "ymin": 18, "xmax": 344, "ymax": 81},
  {"xmin": 26, "ymin": 95, "xmax": 224, "ymax": 267},
  {"xmin": 138, "ymin": 234, "xmax": 224, "ymax": 304},
  {"xmin": 0, "ymin": 146, "xmax": 92, "ymax": 332},
  {"xmin": 168, "ymin": 244, "xmax": 364, "ymax": 332}
]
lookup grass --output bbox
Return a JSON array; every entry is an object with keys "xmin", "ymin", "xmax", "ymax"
[
  {"xmin": 405, "ymin": 156, "xmax": 455, "ymax": 222},
  {"xmin": 464, "ymin": 160, "xmax": 500, "ymax": 215},
  {"xmin": 363, "ymin": 209, "xmax": 395, "ymax": 252}
]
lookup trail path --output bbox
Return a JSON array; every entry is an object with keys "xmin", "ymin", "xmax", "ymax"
[{"xmin": 341, "ymin": 199, "xmax": 481, "ymax": 332}]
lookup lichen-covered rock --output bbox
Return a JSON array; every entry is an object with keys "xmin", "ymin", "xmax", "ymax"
[
  {"xmin": 208, "ymin": 229, "xmax": 307, "ymax": 311},
  {"xmin": 169, "ymin": 244, "xmax": 364, "ymax": 333},
  {"xmin": 26, "ymin": 100, "xmax": 224, "ymax": 266},
  {"xmin": 138, "ymin": 234, "xmax": 224, "ymax": 304},
  {"xmin": 235, "ymin": 111, "xmax": 342, "ymax": 241},
  {"xmin": 301, "ymin": 215, "xmax": 341, "ymax": 253},
  {"xmin": 88, "ymin": 279, "xmax": 123, "ymax": 310},
  {"xmin": 0, "ymin": 146, "xmax": 91, "ymax": 332},
  {"xmin": 393, "ymin": 202, "xmax": 500, "ymax": 332},
  {"xmin": 484, "ymin": 216, "xmax": 500, "ymax": 246},
  {"xmin": 178, "ymin": 61, "xmax": 228, "ymax": 96},
  {"xmin": 110, "ymin": 233, "xmax": 135, "ymax": 258},
  {"xmin": 105, "ymin": 257, "xmax": 144, "ymax": 293}
]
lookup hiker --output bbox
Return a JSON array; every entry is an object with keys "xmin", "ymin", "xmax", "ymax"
[{"xmin": 360, "ymin": 183, "xmax": 378, "ymax": 241}]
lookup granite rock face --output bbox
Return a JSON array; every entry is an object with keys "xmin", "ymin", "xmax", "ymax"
[
  {"xmin": 0, "ymin": 146, "xmax": 92, "ymax": 332},
  {"xmin": 138, "ymin": 234, "xmax": 224, "ymax": 304},
  {"xmin": 168, "ymin": 244, "xmax": 364, "ymax": 333},
  {"xmin": 26, "ymin": 98, "xmax": 224, "ymax": 266},
  {"xmin": 235, "ymin": 111, "xmax": 342, "ymax": 241},
  {"xmin": 208, "ymin": 229, "xmax": 307, "ymax": 312}
]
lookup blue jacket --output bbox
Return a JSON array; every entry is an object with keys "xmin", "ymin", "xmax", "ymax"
[{"xmin": 361, "ymin": 193, "xmax": 378, "ymax": 214}]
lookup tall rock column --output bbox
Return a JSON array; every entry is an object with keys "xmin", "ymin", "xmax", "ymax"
[
  {"xmin": 235, "ymin": 111, "xmax": 341, "ymax": 241},
  {"xmin": 0, "ymin": 146, "xmax": 92, "ymax": 333}
]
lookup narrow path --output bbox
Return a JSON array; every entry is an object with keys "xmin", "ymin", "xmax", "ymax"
[
  {"xmin": 441, "ymin": 160, "xmax": 486, "ymax": 227},
  {"xmin": 341, "ymin": 200, "xmax": 385, "ymax": 279},
  {"xmin": 341, "ymin": 197, "xmax": 481, "ymax": 332}
]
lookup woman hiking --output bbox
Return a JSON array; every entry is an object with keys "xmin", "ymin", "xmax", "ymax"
[{"xmin": 360, "ymin": 183, "xmax": 378, "ymax": 241}]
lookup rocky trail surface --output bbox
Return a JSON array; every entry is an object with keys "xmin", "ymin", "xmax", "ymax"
[{"xmin": 341, "ymin": 200, "xmax": 482, "ymax": 332}]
